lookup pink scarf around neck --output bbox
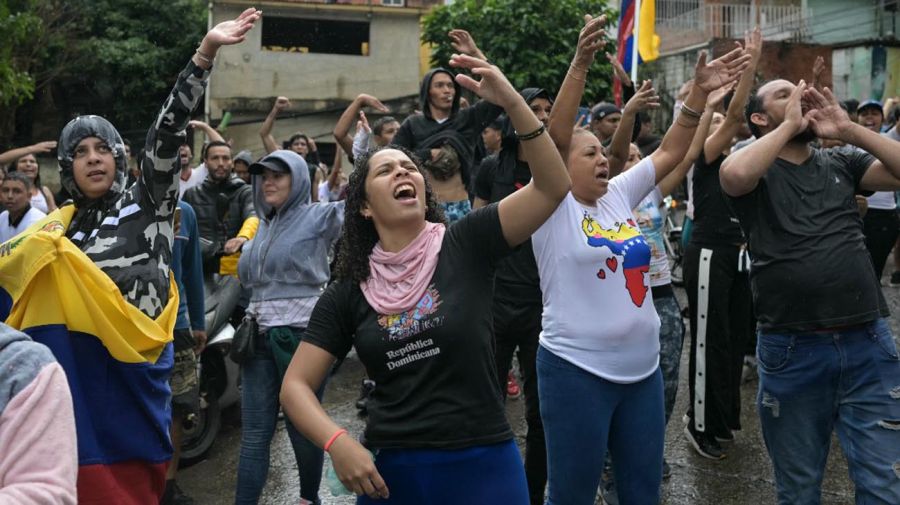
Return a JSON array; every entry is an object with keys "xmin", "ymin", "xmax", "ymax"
[{"xmin": 361, "ymin": 221, "xmax": 446, "ymax": 315}]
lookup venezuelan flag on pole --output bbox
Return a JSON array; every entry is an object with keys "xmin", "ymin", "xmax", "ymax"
[
  {"xmin": 0, "ymin": 206, "xmax": 177, "ymax": 505},
  {"xmin": 615, "ymin": 0, "xmax": 660, "ymax": 105}
]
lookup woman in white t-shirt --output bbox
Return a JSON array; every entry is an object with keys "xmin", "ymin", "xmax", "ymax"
[{"xmin": 535, "ymin": 18, "xmax": 749, "ymax": 504}]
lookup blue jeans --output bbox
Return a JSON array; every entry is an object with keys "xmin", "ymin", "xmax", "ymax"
[
  {"xmin": 235, "ymin": 329, "xmax": 326, "ymax": 504},
  {"xmin": 757, "ymin": 318, "xmax": 900, "ymax": 505},
  {"xmin": 655, "ymin": 292, "xmax": 685, "ymax": 425},
  {"xmin": 357, "ymin": 440, "xmax": 528, "ymax": 504},
  {"xmin": 537, "ymin": 345, "xmax": 664, "ymax": 505}
]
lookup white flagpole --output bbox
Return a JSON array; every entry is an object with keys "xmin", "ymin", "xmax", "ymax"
[{"xmin": 631, "ymin": 0, "xmax": 640, "ymax": 84}]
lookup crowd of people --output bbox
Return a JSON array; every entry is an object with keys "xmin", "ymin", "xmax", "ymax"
[{"xmin": 0, "ymin": 8, "xmax": 898, "ymax": 505}]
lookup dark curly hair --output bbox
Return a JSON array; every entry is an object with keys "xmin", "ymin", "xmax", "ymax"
[{"xmin": 335, "ymin": 145, "xmax": 446, "ymax": 284}]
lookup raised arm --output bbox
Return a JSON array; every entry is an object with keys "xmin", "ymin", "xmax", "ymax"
[
  {"xmin": 606, "ymin": 51, "xmax": 633, "ymax": 89},
  {"xmin": 260, "ymin": 96, "xmax": 289, "ymax": 154},
  {"xmin": 650, "ymin": 47, "xmax": 750, "ymax": 184},
  {"xmin": 702, "ymin": 28, "xmax": 761, "ymax": 163},
  {"xmin": 657, "ymin": 84, "xmax": 730, "ymax": 197},
  {"xmin": 41, "ymin": 187, "xmax": 57, "ymax": 212},
  {"xmin": 450, "ymin": 54, "xmax": 570, "ymax": 247},
  {"xmin": 449, "ymin": 29, "xmax": 487, "ymax": 61},
  {"xmin": 548, "ymin": 14, "xmax": 608, "ymax": 159},
  {"xmin": 0, "ymin": 141, "xmax": 57, "ymax": 166},
  {"xmin": 811, "ymin": 56, "xmax": 826, "ymax": 90},
  {"xmin": 326, "ymin": 148, "xmax": 343, "ymax": 192},
  {"xmin": 188, "ymin": 120, "xmax": 225, "ymax": 144},
  {"xmin": 351, "ymin": 114, "xmax": 371, "ymax": 160},
  {"xmin": 142, "ymin": 8, "xmax": 261, "ymax": 210},
  {"xmin": 720, "ymin": 80, "xmax": 811, "ymax": 197},
  {"xmin": 608, "ymin": 80, "xmax": 659, "ymax": 176},
  {"xmin": 333, "ymin": 94, "xmax": 389, "ymax": 156}
]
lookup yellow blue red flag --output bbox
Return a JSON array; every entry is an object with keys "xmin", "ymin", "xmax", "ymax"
[{"xmin": 0, "ymin": 205, "xmax": 177, "ymax": 504}]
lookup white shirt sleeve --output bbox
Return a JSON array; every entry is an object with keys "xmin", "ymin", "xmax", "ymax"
[
  {"xmin": 318, "ymin": 181, "xmax": 331, "ymax": 202},
  {"xmin": 352, "ymin": 129, "xmax": 370, "ymax": 159},
  {"xmin": 609, "ymin": 157, "xmax": 657, "ymax": 210}
]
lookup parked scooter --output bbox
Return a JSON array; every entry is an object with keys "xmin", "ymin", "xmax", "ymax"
[{"xmin": 180, "ymin": 270, "xmax": 242, "ymax": 465}]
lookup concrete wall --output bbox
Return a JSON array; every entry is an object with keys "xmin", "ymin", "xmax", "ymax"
[
  {"xmin": 209, "ymin": 3, "xmax": 423, "ymax": 114},
  {"xmin": 805, "ymin": 0, "xmax": 886, "ymax": 46},
  {"xmin": 206, "ymin": 2, "xmax": 428, "ymax": 162},
  {"xmin": 833, "ymin": 45, "xmax": 900, "ymax": 102}
]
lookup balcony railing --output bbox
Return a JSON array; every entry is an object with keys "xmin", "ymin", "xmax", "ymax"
[{"xmin": 657, "ymin": 1, "xmax": 807, "ymax": 53}]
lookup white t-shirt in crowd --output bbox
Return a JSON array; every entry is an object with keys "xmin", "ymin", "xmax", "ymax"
[
  {"xmin": 317, "ymin": 180, "xmax": 343, "ymax": 203},
  {"xmin": 866, "ymin": 191, "xmax": 896, "ymax": 210},
  {"xmin": 0, "ymin": 207, "xmax": 46, "ymax": 243},
  {"xmin": 842, "ymin": 144, "xmax": 896, "ymax": 210},
  {"xmin": 532, "ymin": 158, "xmax": 661, "ymax": 383},
  {"xmin": 632, "ymin": 187, "xmax": 671, "ymax": 287},
  {"xmin": 178, "ymin": 164, "xmax": 208, "ymax": 198}
]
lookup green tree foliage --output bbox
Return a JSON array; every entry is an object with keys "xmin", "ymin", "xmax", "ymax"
[
  {"xmin": 0, "ymin": 0, "xmax": 79, "ymax": 108},
  {"xmin": 0, "ymin": 5, "xmax": 39, "ymax": 107},
  {"xmin": 422, "ymin": 0, "xmax": 617, "ymax": 105},
  {"xmin": 0, "ymin": 0, "xmax": 206, "ymax": 147},
  {"xmin": 61, "ymin": 0, "xmax": 206, "ymax": 137}
]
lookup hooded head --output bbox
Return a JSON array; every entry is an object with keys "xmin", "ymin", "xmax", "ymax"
[
  {"xmin": 419, "ymin": 68, "xmax": 461, "ymax": 120},
  {"xmin": 499, "ymin": 88, "xmax": 554, "ymax": 148},
  {"xmin": 233, "ymin": 150, "xmax": 253, "ymax": 183},
  {"xmin": 248, "ymin": 150, "xmax": 310, "ymax": 219},
  {"xmin": 57, "ymin": 115, "xmax": 127, "ymax": 204}
]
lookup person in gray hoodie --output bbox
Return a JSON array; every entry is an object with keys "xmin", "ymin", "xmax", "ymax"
[{"xmin": 236, "ymin": 149, "xmax": 344, "ymax": 505}]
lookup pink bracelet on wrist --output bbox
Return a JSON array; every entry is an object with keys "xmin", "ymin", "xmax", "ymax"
[{"xmin": 324, "ymin": 429, "xmax": 348, "ymax": 452}]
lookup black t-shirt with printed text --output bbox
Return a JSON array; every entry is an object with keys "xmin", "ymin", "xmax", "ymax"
[
  {"xmin": 304, "ymin": 205, "xmax": 514, "ymax": 449},
  {"xmin": 474, "ymin": 155, "xmax": 541, "ymax": 304},
  {"xmin": 726, "ymin": 147, "xmax": 888, "ymax": 332},
  {"xmin": 691, "ymin": 153, "xmax": 745, "ymax": 246}
]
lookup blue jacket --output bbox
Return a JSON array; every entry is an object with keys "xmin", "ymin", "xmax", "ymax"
[
  {"xmin": 238, "ymin": 150, "xmax": 344, "ymax": 303},
  {"xmin": 172, "ymin": 201, "xmax": 205, "ymax": 331}
]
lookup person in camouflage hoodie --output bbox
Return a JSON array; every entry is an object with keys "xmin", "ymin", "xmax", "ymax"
[
  {"xmin": 46, "ymin": 9, "xmax": 262, "ymax": 505},
  {"xmin": 56, "ymin": 10, "xmax": 260, "ymax": 321}
]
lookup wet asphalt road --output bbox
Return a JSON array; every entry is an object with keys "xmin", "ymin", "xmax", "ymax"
[{"xmin": 179, "ymin": 277, "xmax": 900, "ymax": 504}]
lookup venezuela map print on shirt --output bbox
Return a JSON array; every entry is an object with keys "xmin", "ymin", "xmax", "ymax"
[{"xmin": 581, "ymin": 211, "xmax": 652, "ymax": 307}]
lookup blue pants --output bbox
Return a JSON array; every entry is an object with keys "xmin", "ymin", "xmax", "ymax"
[
  {"xmin": 235, "ymin": 331, "xmax": 325, "ymax": 504},
  {"xmin": 757, "ymin": 318, "xmax": 900, "ymax": 505},
  {"xmin": 655, "ymin": 292, "xmax": 685, "ymax": 425},
  {"xmin": 357, "ymin": 439, "xmax": 528, "ymax": 505},
  {"xmin": 537, "ymin": 345, "xmax": 664, "ymax": 505}
]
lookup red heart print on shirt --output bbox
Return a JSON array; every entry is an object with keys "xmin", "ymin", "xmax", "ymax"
[{"xmin": 606, "ymin": 257, "xmax": 618, "ymax": 273}]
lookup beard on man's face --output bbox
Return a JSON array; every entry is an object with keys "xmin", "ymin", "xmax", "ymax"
[{"xmin": 793, "ymin": 127, "xmax": 818, "ymax": 144}]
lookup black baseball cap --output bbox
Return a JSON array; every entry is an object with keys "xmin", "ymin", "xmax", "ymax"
[{"xmin": 249, "ymin": 155, "xmax": 291, "ymax": 175}]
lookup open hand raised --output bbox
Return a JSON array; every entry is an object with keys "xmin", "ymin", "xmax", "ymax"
[
  {"xmin": 448, "ymin": 29, "xmax": 485, "ymax": 60},
  {"xmin": 692, "ymin": 46, "xmax": 752, "ymax": 94},
  {"xmin": 573, "ymin": 14, "xmax": 607, "ymax": 70},
  {"xmin": 623, "ymin": 80, "xmax": 661, "ymax": 115},
  {"xmin": 803, "ymin": 86, "xmax": 853, "ymax": 141},
  {"xmin": 204, "ymin": 7, "xmax": 261, "ymax": 49},
  {"xmin": 449, "ymin": 54, "xmax": 518, "ymax": 109}
]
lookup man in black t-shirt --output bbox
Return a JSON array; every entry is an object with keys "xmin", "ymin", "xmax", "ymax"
[
  {"xmin": 720, "ymin": 79, "xmax": 900, "ymax": 504},
  {"xmin": 472, "ymin": 87, "xmax": 551, "ymax": 505}
]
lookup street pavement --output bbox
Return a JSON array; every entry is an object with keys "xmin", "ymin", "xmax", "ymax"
[{"xmin": 180, "ymin": 276, "xmax": 900, "ymax": 504}]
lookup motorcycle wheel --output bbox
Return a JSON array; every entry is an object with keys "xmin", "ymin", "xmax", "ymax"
[
  {"xmin": 179, "ymin": 393, "xmax": 222, "ymax": 467},
  {"xmin": 670, "ymin": 257, "xmax": 684, "ymax": 287}
]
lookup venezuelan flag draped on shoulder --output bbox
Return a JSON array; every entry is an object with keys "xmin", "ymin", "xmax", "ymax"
[{"xmin": 0, "ymin": 205, "xmax": 178, "ymax": 503}]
